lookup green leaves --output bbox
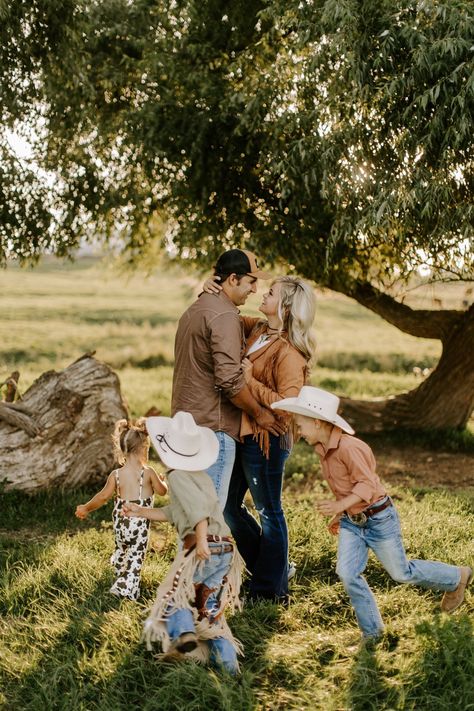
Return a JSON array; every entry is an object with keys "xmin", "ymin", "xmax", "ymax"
[{"xmin": 0, "ymin": 0, "xmax": 473, "ymax": 287}]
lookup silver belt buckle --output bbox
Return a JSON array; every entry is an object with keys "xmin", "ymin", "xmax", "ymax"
[{"xmin": 347, "ymin": 511, "xmax": 367, "ymax": 527}]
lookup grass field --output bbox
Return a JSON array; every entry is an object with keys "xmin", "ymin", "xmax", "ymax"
[
  {"xmin": 1, "ymin": 257, "xmax": 473, "ymax": 710},
  {"xmin": 1, "ymin": 482, "xmax": 473, "ymax": 710}
]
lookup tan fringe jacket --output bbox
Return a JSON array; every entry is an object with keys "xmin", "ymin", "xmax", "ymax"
[{"xmin": 241, "ymin": 317, "xmax": 309, "ymax": 457}]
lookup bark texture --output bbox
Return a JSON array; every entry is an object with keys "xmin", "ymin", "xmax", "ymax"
[
  {"xmin": 339, "ymin": 302, "xmax": 474, "ymax": 433},
  {"xmin": 0, "ymin": 355, "xmax": 128, "ymax": 492}
]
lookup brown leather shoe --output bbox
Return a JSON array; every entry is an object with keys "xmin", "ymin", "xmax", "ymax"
[{"xmin": 440, "ymin": 566, "xmax": 473, "ymax": 613}]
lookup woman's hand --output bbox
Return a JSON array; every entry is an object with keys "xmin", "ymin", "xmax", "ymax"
[
  {"xmin": 202, "ymin": 276, "xmax": 222, "ymax": 294},
  {"xmin": 242, "ymin": 357, "xmax": 253, "ymax": 384}
]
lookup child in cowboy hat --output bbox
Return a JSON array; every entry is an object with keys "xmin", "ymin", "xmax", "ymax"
[
  {"xmin": 122, "ymin": 411, "xmax": 244, "ymax": 674},
  {"xmin": 272, "ymin": 386, "xmax": 472, "ymax": 642}
]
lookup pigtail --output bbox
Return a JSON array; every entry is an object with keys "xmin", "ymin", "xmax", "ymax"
[
  {"xmin": 134, "ymin": 417, "xmax": 147, "ymax": 432},
  {"xmin": 112, "ymin": 418, "xmax": 129, "ymax": 465},
  {"xmin": 112, "ymin": 417, "xmax": 150, "ymax": 465}
]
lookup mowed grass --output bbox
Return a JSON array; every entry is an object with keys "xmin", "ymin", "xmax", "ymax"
[
  {"xmin": 1, "ymin": 256, "xmax": 445, "ymax": 415},
  {"xmin": 1, "ymin": 481, "xmax": 473, "ymax": 710}
]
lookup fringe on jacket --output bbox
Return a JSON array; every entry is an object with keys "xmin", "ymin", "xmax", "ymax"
[
  {"xmin": 245, "ymin": 324, "xmax": 308, "ymax": 458},
  {"xmin": 142, "ymin": 547, "xmax": 245, "ymax": 665}
]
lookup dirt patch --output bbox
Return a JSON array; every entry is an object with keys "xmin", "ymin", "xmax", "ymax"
[{"xmin": 371, "ymin": 441, "xmax": 474, "ymax": 491}]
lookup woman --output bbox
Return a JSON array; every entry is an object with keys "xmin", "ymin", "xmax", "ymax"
[{"xmin": 205, "ymin": 274, "xmax": 317, "ymax": 603}]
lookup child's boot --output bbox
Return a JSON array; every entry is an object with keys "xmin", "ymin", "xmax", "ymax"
[
  {"xmin": 174, "ymin": 631, "xmax": 198, "ymax": 653},
  {"xmin": 441, "ymin": 566, "xmax": 473, "ymax": 613}
]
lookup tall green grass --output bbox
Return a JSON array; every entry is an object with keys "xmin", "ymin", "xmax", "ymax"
[{"xmin": 1, "ymin": 484, "xmax": 473, "ymax": 710}]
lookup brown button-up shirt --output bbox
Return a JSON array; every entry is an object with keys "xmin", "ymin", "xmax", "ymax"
[
  {"xmin": 171, "ymin": 290, "xmax": 246, "ymax": 439},
  {"xmin": 315, "ymin": 427, "xmax": 387, "ymax": 514}
]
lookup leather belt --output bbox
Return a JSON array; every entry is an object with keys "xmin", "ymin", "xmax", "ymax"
[
  {"xmin": 183, "ymin": 533, "xmax": 233, "ymax": 550},
  {"xmin": 346, "ymin": 497, "xmax": 392, "ymax": 526},
  {"xmin": 364, "ymin": 497, "xmax": 392, "ymax": 517}
]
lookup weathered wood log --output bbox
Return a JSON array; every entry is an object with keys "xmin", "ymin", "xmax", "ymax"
[
  {"xmin": 0, "ymin": 401, "xmax": 40, "ymax": 437},
  {"xmin": 0, "ymin": 355, "xmax": 128, "ymax": 492}
]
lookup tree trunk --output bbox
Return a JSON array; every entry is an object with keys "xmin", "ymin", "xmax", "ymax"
[
  {"xmin": 0, "ymin": 355, "xmax": 128, "ymax": 492},
  {"xmin": 340, "ymin": 303, "xmax": 474, "ymax": 433}
]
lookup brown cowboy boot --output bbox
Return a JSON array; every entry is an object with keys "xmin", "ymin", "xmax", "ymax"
[
  {"xmin": 194, "ymin": 583, "xmax": 217, "ymax": 620},
  {"xmin": 440, "ymin": 566, "xmax": 473, "ymax": 613}
]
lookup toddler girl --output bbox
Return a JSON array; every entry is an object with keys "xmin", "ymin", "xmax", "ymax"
[{"xmin": 75, "ymin": 418, "xmax": 167, "ymax": 600}]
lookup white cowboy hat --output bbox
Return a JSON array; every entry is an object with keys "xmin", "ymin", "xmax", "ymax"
[
  {"xmin": 146, "ymin": 411, "xmax": 219, "ymax": 471},
  {"xmin": 271, "ymin": 386, "xmax": 355, "ymax": 435}
]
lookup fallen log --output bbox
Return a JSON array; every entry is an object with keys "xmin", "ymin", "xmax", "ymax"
[{"xmin": 0, "ymin": 355, "xmax": 128, "ymax": 492}]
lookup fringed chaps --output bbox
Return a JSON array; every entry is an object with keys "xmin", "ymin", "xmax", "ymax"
[{"xmin": 142, "ymin": 547, "xmax": 245, "ymax": 665}]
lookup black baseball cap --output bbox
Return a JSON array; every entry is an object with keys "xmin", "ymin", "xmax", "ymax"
[{"xmin": 214, "ymin": 249, "xmax": 271, "ymax": 280}]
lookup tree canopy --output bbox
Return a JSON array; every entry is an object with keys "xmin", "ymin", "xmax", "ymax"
[
  {"xmin": 1, "ymin": 0, "xmax": 473, "ymax": 276},
  {"xmin": 1, "ymin": 0, "xmax": 473, "ymax": 429}
]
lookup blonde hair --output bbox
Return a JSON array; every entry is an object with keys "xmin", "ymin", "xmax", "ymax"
[
  {"xmin": 275, "ymin": 276, "xmax": 317, "ymax": 362},
  {"xmin": 112, "ymin": 418, "xmax": 149, "ymax": 465}
]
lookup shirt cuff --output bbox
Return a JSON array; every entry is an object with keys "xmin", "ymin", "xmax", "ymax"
[
  {"xmin": 221, "ymin": 373, "xmax": 246, "ymax": 399},
  {"xmin": 352, "ymin": 482, "xmax": 374, "ymax": 503}
]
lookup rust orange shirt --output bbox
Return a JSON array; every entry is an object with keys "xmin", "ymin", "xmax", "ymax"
[{"xmin": 314, "ymin": 426, "xmax": 386, "ymax": 514}]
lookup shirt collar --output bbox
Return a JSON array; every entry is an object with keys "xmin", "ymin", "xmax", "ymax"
[
  {"xmin": 217, "ymin": 289, "xmax": 240, "ymax": 312},
  {"xmin": 198, "ymin": 289, "xmax": 239, "ymax": 312},
  {"xmin": 315, "ymin": 425, "xmax": 343, "ymax": 458}
]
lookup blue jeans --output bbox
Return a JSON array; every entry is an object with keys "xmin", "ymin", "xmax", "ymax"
[
  {"xmin": 337, "ymin": 501, "xmax": 461, "ymax": 638},
  {"xmin": 166, "ymin": 547, "xmax": 238, "ymax": 674},
  {"xmin": 206, "ymin": 431, "xmax": 236, "ymax": 510},
  {"xmin": 224, "ymin": 434, "xmax": 290, "ymax": 601}
]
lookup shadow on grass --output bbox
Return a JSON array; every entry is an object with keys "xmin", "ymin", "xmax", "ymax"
[
  {"xmin": 402, "ymin": 615, "xmax": 474, "ymax": 710},
  {"xmin": 345, "ymin": 614, "xmax": 474, "ymax": 711},
  {"xmin": 2, "ymin": 568, "xmax": 257, "ymax": 710},
  {"xmin": 0, "ymin": 489, "xmax": 287, "ymax": 708},
  {"xmin": 346, "ymin": 638, "xmax": 400, "ymax": 711}
]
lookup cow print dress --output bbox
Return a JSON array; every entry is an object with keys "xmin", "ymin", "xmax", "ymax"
[{"xmin": 110, "ymin": 467, "xmax": 152, "ymax": 600}]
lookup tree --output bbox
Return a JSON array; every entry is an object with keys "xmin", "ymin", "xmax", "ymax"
[{"xmin": 1, "ymin": 0, "xmax": 473, "ymax": 431}]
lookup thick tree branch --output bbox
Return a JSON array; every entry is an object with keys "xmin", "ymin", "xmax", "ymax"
[{"xmin": 333, "ymin": 279, "xmax": 464, "ymax": 341}]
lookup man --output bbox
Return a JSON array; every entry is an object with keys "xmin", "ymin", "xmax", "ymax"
[{"xmin": 172, "ymin": 248, "xmax": 282, "ymax": 508}]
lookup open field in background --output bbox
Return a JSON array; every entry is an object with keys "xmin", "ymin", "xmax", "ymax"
[{"xmin": 0, "ymin": 256, "xmax": 450, "ymax": 418}]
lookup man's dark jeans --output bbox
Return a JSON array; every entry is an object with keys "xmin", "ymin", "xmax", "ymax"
[{"xmin": 224, "ymin": 434, "xmax": 290, "ymax": 601}]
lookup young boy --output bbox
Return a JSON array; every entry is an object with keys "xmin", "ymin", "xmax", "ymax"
[
  {"xmin": 122, "ymin": 410, "xmax": 243, "ymax": 674},
  {"xmin": 272, "ymin": 386, "xmax": 472, "ymax": 641}
]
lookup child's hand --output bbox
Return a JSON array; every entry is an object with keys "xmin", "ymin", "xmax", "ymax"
[
  {"xmin": 196, "ymin": 539, "xmax": 211, "ymax": 561},
  {"xmin": 75, "ymin": 505, "xmax": 89, "ymax": 519},
  {"xmin": 315, "ymin": 499, "xmax": 343, "ymax": 517},
  {"xmin": 122, "ymin": 502, "xmax": 142, "ymax": 517},
  {"xmin": 202, "ymin": 276, "xmax": 222, "ymax": 294},
  {"xmin": 327, "ymin": 516, "xmax": 340, "ymax": 535}
]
